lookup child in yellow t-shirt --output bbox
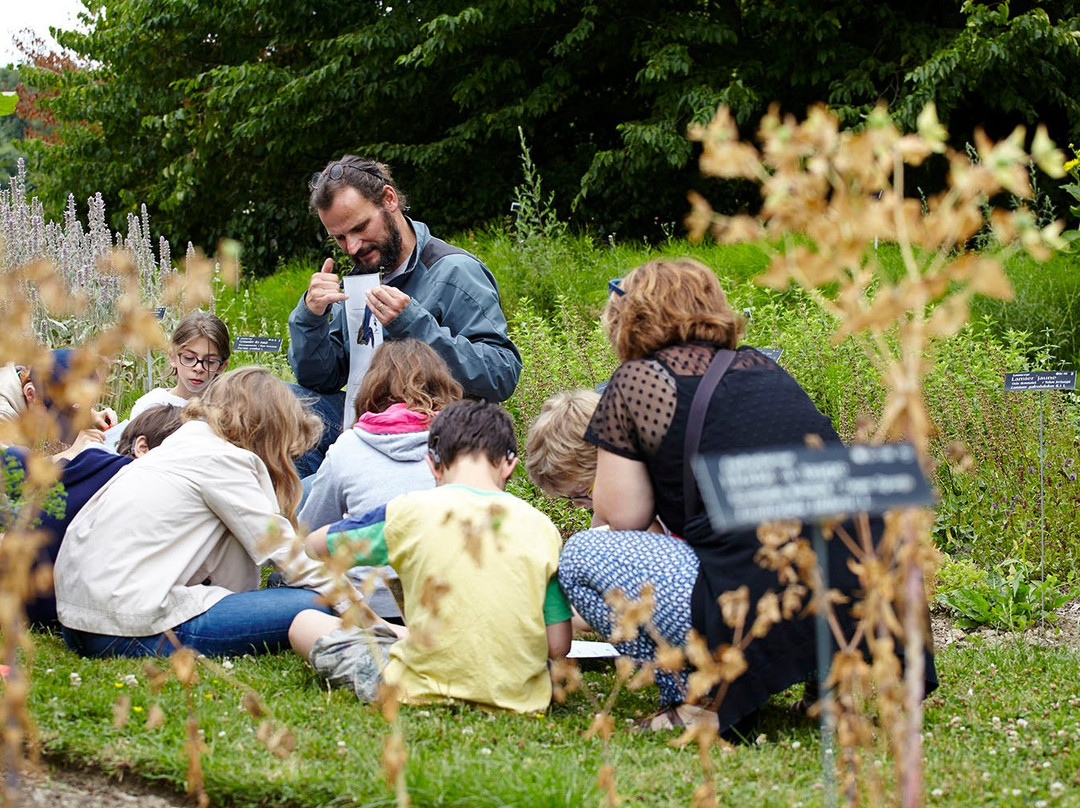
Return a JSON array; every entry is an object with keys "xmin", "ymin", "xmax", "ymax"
[{"xmin": 290, "ymin": 399, "xmax": 572, "ymax": 713}]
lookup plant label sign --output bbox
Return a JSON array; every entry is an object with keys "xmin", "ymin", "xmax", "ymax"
[
  {"xmin": 233, "ymin": 336, "xmax": 283, "ymax": 353},
  {"xmin": 152, "ymin": 306, "xmax": 166, "ymax": 319},
  {"xmin": 755, "ymin": 347, "xmax": 783, "ymax": 362},
  {"xmin": 694, "ymin": 443, "xmax": 934, "ymax": 533},
  {"xmin": 1003, "ymin": 371, "xmax": 1076, "ymax": 392}
]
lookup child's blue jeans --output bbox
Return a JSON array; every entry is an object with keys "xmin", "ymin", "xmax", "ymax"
[{"xmin": 61, "ymin": 587, "xmax": 331, "ymax": 658}]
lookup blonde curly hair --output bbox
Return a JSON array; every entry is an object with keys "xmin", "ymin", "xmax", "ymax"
[
  {"xmin": 184, "ymin": 366, "xmax": 320, "ymax": 524},
  {"xmin": 525, "ymin": 389, "xmax": 600, "ymax": 497}
]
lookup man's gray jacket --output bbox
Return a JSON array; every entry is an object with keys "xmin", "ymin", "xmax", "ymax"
[{"xmin": 287, "ymin": 219, "xmax": 522, "ymax": 402}]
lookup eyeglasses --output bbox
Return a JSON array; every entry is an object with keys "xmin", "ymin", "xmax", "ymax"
[
  {"xmin": 607, "ymin": 278, "xmax": 625, "ymax": 296},
  {"xmin": 559, "ymin": 484, "xmax": 594, "ymax": 507},
  {"xmin": 309, "ymin": 162, "xmax": 386, "ymax": 191},
  {"xmin": 177, "ymin": 352, "xmax": 224, "ymax": 372},
  {"xmin": 14, "ymin": 364, "xmax": 31, "ymax": 385}
]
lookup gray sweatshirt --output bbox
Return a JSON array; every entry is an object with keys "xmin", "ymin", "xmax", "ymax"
[{"xmin": 298, "ymin": 426, "xmax": 434, "ymax": 621}]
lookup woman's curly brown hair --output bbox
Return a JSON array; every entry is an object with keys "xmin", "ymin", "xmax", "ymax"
[{"xmin": 602, "ymin": 258, "xmax": 744, "ymax": 362}]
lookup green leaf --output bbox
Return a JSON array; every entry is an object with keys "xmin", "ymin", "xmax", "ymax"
[{"xmin": 0, "ymin": 91, "xmax": 17, "ymax": 116}]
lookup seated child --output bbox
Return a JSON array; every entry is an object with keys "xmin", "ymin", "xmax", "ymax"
[
  {"xmin": 290, "ymin": 399, "xmax": 573, "ymax": 713},
  {"xmin": 525, "ymin": 388, "xmax": 601, "ymax": 507},
  {"xmin": 298, "ymin": 338, "xmax": 463, "ymax": 622},
  {"xmin": 128, "ymin": 311, "xmax": 231, "ymax": 419},
  {"xmin": 103, "ymin": 311, "xmax": 229, "ymax": 452},
  {"xmin": 3, "ymin": 403, "xmax": 184, "ymax": 626},
  {"xmin": 0, "ymin": 350, "xmax": 118, "ymax": 452}
]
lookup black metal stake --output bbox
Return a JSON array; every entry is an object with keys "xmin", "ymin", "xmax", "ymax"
[{"xmin": 811, "ymin": 522, "xmax": 837, "ymax": 808}]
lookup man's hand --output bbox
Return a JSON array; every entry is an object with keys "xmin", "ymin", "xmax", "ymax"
[
  {"xmin": 366, "ymin": 285, "xmax": 411, "ymax": 325},
  {"xmin": 304, "ymin": 258, "xmax": 349, "ymax": 317}
]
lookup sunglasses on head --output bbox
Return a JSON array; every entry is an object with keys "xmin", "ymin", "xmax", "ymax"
[{"xmin": 309, "ymin": 162, "xmax": 386, "ymax": 191}]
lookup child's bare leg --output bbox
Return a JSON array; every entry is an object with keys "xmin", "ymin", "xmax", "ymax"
[
  {"xmin": 289, "ymin": 609, "xmax": 343, "ymax": 660},
  {"xmin": 572, "ymin": 606, "xmax": 593, "ymax": 634}
]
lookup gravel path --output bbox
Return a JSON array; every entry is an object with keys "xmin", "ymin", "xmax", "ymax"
[{"xmin": 14, "ymin": 764, "xmax": 187, "ymax": 808}]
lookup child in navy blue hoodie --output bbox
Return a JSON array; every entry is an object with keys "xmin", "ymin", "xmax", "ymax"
[{"xmin": 2, "ymin": 404, "xmax": 184, "ymax": 626}]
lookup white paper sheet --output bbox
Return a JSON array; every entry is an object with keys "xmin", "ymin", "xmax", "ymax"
[
  {"xmin": 343, "ymin": 273, "xmax": 384, "ymax": 429},
  {"xmin": 568, "ymin": 640, "xmax": 620, "ymax": 659}
]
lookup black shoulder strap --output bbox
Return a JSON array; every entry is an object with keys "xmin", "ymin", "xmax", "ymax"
[
  {"xmin": 683, "ymin": 348, "xmax": 736, "ymax": 525},
  {"xmin": 419, "ymin": 236, "xmax": 473, "ymax": 267}
]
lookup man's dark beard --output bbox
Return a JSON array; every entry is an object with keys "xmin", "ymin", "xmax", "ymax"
[{"xmin": 351, "ymin": 208, "xmax": 403, "ymax": 275}]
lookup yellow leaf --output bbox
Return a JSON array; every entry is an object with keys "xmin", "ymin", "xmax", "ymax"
[
  {"xmin": 170, "ymin": 647, "xmax": 198, "ymax": 686},
  {"xmin": 717, "ymin": 585, "xmax": 749, "ymax": 630},
  {"xmin": 584, "ymin": 712, "xmax": 615, "ymax": 742},
  {"xmin": 145, "ymin": 704, "xmax": 165, "ymax": 730},
  {"xmin": 112, "ymin": 695, "xmax": 131, "ymax": 729},
  {"xmin": 684, "ymin": 191, "xmax": 714, "ymax": 243},
  {"xmin": 1031, "ymin": 125, "xmax": 1066, "ymax": 179},
  {"xmin": 915, "ymin": 103, "xmax": 948, "ymax": 151},
  {"xmin": 381, "ymin": 731, "xmax": 407, "ymax": 788}
]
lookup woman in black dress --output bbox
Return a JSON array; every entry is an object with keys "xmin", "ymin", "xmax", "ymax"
[{"xmin": 558, "ymin": 257, "xmax": 937, "ymax": 733}]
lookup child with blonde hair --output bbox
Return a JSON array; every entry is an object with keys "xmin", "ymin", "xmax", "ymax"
[
  {"xmin": 55, "ymin": 367, "xmax": 367, "ymax": 658},
  {"xmin": 525, "ymin": 388, "xmax": 601, "ymax": 507}
]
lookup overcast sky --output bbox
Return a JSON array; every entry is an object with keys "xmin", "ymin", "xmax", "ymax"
[{"xmin": 2, "ymin": 0, "xmax": 86, "ymax": 67}]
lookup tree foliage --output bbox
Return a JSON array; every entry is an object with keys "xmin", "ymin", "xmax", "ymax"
[
  {"xmin": 1, "ymin": 68, "xmax": 28, "ymax": 184},
  {"xmin": 17, "ymin": 0, "xmax": 1080, "ymax": 274}
]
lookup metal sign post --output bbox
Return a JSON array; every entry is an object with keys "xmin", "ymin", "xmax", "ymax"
[
  {"xmin": 694, "ymin": 442, "xmax": 935, "ymax": 806},
  {"xmin": 1003, "ymin": 371, "xmax": 1077, "ymax": 625}
]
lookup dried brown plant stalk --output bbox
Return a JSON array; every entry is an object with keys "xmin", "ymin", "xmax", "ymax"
[
  {"xmin": 296, "ymin": 527, "xmax": 413, "ymax": 807},
  {"xmin": 0, "ymin": 247, "xmax": 232, "ymax": 804},
  {"xmin": 685, "ymin": 103, "xmax": 1066, "ymax": 806}
]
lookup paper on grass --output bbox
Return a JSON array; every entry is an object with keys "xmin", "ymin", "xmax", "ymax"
[
  {"xmin": 343, "ymin": 273, "xmax": 384, "ymax": 429},
  {"xmin": 568, "ymin": 640, "xmax": 620, "ymax": 659}
]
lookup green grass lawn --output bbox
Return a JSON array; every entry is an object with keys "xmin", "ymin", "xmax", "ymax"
[
  {"xmin": 14, "ymin": 234, "xmax": 1080, "ymax": 805},
  {"xmin": 22, "ymin": 632, "xmax": 1080, "ymax": 807}
]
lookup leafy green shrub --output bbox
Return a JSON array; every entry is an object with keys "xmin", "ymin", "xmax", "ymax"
[
  {"xmin": 505, "ymin": 297, "xmax": 616, "ymax": 533},
  {"xmin": 936, "ymin": 559, "xmax": 1077, "ymax": 631},
  {"xmin": 933, "ymin": 557, "xmax": 988, "ymax": 601},
  {"xmin": 927, "ymin": 320, "xmax": 1080, "ymax": 578},
  {"xmin": 971, "ymin": 251, "xmax": 1080, "ymax": 370}
]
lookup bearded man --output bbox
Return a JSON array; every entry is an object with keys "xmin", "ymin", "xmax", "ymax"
[{"xmin": 287, "ymin": 156, "xmax": 521, "ymax": 476}]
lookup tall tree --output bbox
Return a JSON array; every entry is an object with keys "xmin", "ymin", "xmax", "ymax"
[{"xmin": 19, "ymin": 0, "xmax": 1080, "ymax": 274}]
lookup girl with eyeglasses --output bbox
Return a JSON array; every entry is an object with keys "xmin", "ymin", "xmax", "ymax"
[{"xmin": 128, "ymin": 311, "xmax": 231, "ymax": 420}]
